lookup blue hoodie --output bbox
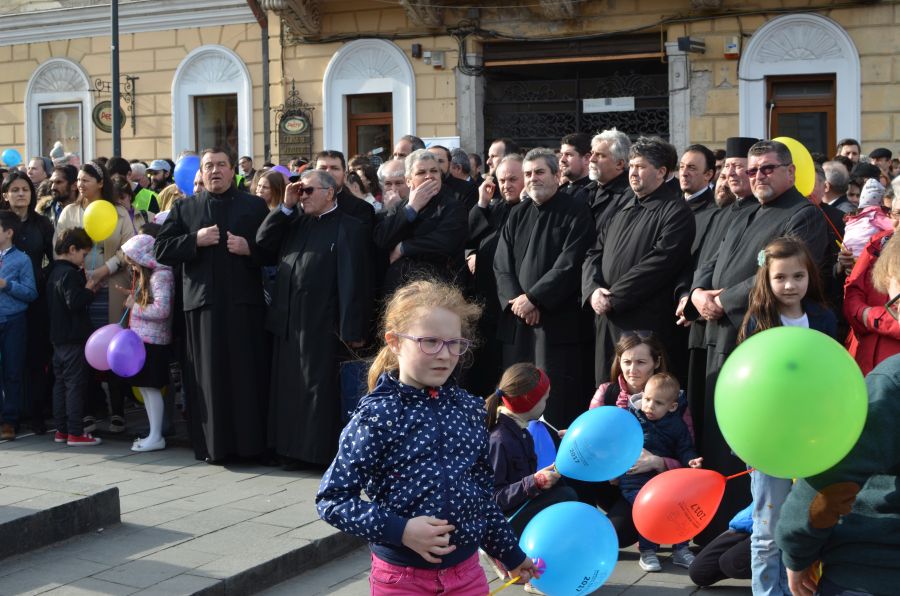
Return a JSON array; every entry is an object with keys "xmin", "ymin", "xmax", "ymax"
[
  {"xmin": 0, "ymin": 246, "xmax": 37, "ymax": 321},
  {"xmin": 316, "ymin": 372, "xmax": 527, "ymax": 571}
]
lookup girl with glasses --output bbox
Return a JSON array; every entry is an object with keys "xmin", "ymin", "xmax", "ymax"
[{"xmin": 317, "ymin": 279, "xmax": 538, "ymax": 594}]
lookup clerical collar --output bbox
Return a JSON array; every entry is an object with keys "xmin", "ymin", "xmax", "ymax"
[
  {"xmin": 685, "ymin": 187, "xmax": 707, "ymax": 202},
  {"xmin": 318, "ymin": 203, "xmax": 338, "ymax": 219}
]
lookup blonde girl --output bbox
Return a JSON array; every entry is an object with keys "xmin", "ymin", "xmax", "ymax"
[{"xmin": 317, "ymin": 280, "xmax": 537, "ymax": 594}]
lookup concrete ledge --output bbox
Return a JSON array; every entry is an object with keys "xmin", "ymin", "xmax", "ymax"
[{"xmin": 0, "ymin": 473, "xmax": 121, "ymax": 562}]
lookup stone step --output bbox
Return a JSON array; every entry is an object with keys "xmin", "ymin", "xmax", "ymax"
[{"xmin": 0, "ymin": 473, "xmax": 120, "ymax": 562}]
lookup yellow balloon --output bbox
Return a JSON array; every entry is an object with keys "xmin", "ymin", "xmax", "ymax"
[
  {"xmin": 83, "ymin": 200, "xmax": 118, "ymax": 242},
  {"xmin": 131, "ymin": 385, "xmax": 168, "ymax": 404},
  {"xmin": 773, "ymin": 136, "xmax": 815, "ymax": 197}
]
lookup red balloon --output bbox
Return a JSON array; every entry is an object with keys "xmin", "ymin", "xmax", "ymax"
[{"xmin": 632, "ymin": 468, "xmax": 725, "ymax": 544}]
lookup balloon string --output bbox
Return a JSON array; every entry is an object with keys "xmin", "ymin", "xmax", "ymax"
[
  {"xmin": 725, "ymin": 468, "xmax": 754, "ymax": 481},
  {"xmin": 488, "ymin": 576, "xmax": 520, "ymax": 596}
]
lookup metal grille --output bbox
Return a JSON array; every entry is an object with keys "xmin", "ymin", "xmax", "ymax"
[{"xmin": 484, "ymin": 61, "xmax": 669, "ymax": 150}]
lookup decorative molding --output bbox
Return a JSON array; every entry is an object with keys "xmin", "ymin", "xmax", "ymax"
[
  {"xmin": 690, "ymin": 0, "xmax": 722, "ymax": 10},
  {"xmin": 533, "ymin": 0, "xmax": 578, "ymax": 20},
  {"xmin": 322, "ymin": 39, "xmax": 416, "ymax": 156},
  {"xmin": 739, "ymin": 14, "xmax": 860, "ymax": 142},
  {"xmin": 171, "ymin": 45, "xmax": 253, "ymax": 159},
  {"xmin": 259, "ymin": 0, "xmax": 320, "ymax": 37},
  {"xmin": 399, "ymin": 0, "xmax": 443, "ymax": 28},
  {"xmin": 0, "ymin": 0, "xmax": 255, "ymax": 46},
  {"xmin": 25, "ymin": 58, "xmax": 96, "ymax": 162}
]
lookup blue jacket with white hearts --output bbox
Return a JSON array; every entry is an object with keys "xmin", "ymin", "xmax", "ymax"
[{"xmin": 316, "ymin": 372, "xmax": 527, "ymax": 570}]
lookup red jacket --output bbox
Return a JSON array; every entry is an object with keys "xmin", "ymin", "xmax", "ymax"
[{"xmin": 844, "ymin": 230, "xmax": 900, "ymax": 375}]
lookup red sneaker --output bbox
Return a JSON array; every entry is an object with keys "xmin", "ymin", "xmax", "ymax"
[
  {"xmin": 67, "ymin": 433, "xmax": 102, "ymax": 446},
  {"xmin": 54, "ymin": 431, "xmax": 69, "ymax": 443}
]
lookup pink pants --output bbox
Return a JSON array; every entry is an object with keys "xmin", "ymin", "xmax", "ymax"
[{"xmin": 369, "ymin": 552, "xmax": 490, "ymax": 595}]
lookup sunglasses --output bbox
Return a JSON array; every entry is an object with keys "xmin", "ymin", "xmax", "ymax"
[
  {"xmin": 299, "ymin": 186, "xmax": 326, "ymax": 196},
  {"xmin": 886, "ymin": 292, "xmax": 900, "ymax": 322},
  {"xmin": 746, "ymin": 163, "xmax": 790, "ymax": 178},
  {"xmin": 393, "ymin": 333, "xmax": 471, "ymax": 356}
]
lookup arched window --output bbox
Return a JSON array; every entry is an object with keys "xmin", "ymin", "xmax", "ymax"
[
  {"xmin": 322, "ymin": 39, "xmax": 416, "ymax": 155},
  {"xmin": 172, "ymin": 45, "xmax": 253, "ymax": 159},
  {"xmin": 739, "ymin": 14, "xmax": 860, "ymax": 147},
  {"xmin": 25, "ymin": 58, "xmax": 94, "ymax": 162}
]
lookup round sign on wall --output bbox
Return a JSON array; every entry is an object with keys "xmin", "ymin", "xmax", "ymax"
[
  {"xmin": 92, "ymin": 101, "xmax": 127, "ymax": 133},
  {"xmin": 280, "ymin": 115, "xmax": 309, "ymax": 135}
]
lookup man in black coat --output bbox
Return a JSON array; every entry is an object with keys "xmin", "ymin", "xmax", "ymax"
[
  {"xmin": 429, "ymin": 145, "xmax": 478, "ymax": 211},
  {"xmin": 155, "ymin": 147, "xmax": 272, "ymax": 464},
  {"xmin": 315, "ymin": 150, "xmax": 375, "ymax": 232},
  {"xmin": 559, "ymin": 132, "xmax": 593, "ymax": 203},
  {"xmin": 585, "ymin": 129, "xmax": 632, "ymax": 238},
  {"xmin": 685, "ymin": 139, "xmax": 828, "ymax": 541},
  {"xmin": 256, "ymin": 170, "xmax": 372, "ymax": 468},
  {"xmin": 373, "ymin": 150, "xmax": 468, "ymax": 295},
  {"xmin": 582, "ymin": 137, "xmax": 695, "ymax": 385},
  {"xmin": 465, "ymin": 154, "xmax": 525, "ymax": 395},
  {"xmin": 494, "ymin": 148, "xmax": 595, "ymax": 428}
]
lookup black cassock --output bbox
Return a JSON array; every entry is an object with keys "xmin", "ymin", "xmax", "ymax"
[
  {"xmin": 464, "ymin": 198, "xmax": 524, "ymax": 395},
  {"xmin": 373, "ymin": 187, "xmax": 468, "ymax": 295},
  {"xmin": 256, "ymin": 206, "xmax": 372, "ymax": 466},
  {"xmin": 582, "ymin": 183, "xmax": 695, "ymax": 385},
  {"xmin": 685, "ymin": 186, "xmax": 828, "ymax": 542},
  {"xmin": 155, "ymin": 187, "xmax": 272, "ymax": 462},
  {"xmin": 494, "ymin": 191, "xmax": 595, "ymax": 428}
]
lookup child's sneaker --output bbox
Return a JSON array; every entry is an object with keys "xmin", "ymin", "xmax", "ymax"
[
  {"xmin": 82, "ymin": 416, "xmax": 96, "ymax": 434},
  {"xmin": 53, "ymin": 431, "xmax": 69, "ymax": 443},
  {"xmin": 672, "ymin": 545, "xmax": 696, "ymax": 569},
  {"xmin": 639, "ymin": 549, "xmax": 662, "ymax": 572},
  {"xmin": 67, "ymin": 433, "xmax": 102, "ymax": 446},
  {"xmin": 108, "ymin": 415, "xmax": 126, "ymax": 434}
]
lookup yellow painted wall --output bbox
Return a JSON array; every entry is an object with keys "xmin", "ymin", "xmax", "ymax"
[{"xmin": 0, "ymin": 23, "xmax": 265, "ymax": 162}]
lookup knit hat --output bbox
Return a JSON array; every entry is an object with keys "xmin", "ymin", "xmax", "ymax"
[
  {"xmin": 858, "ymin": 178, "xmax": 886, "ymax": 209},
  {"xmin": 121, "ymin": 234, "xmax": 160, "ymax": 269}
]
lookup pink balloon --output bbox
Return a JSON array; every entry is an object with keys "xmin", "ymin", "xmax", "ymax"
[{"xmin": 85, "ymin": 324, "xmax": 123, "ymax": 370}]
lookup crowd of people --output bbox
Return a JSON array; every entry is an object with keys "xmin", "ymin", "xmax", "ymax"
[{"xmin": 2, "ymin": 130, "xmax": 900, "ymax": 595}]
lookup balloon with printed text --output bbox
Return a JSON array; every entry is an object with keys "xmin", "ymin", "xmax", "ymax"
[{"xmin": 555, "ymin": 406, "xmax": 643, "ymax": 482}]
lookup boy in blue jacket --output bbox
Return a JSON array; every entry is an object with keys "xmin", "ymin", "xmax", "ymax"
[{"xmin": 0, "ymin": 210, "xmax": 37, "ymax": 441}]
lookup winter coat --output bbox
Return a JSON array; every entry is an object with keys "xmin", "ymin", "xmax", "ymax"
[{"xmin": 122, "ymin": 234, "xmax": 173, "ymax": 345}]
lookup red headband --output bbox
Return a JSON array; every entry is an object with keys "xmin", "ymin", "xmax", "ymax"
[{"xmin": 501, "ymin": 369, "xmax": 550, "ymax": 413}]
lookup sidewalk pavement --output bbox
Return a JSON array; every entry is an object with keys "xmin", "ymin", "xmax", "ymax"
[{"xmin": 1, "ymin": 429, "xmax": 752, "ymax": 595}]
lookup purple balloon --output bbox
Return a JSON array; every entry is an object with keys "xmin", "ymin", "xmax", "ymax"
[
  {"xmin": 107, "ymin": 329, "xmax": 147, "ymax": 378},
  {"xmin": 85, "ymin": 324, "xmax": 123, "ymax": 371},
  {"xmin": 270, "ymin": 165, "xmax": 291, "ymax": 181}
]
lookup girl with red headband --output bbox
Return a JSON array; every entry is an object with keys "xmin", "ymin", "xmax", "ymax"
[{"xmin": 485, "ymin": 363, "xmax": 579, "ymax": 589}]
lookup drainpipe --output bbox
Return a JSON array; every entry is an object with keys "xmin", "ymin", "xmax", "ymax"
[{"xmin": 246, "ymin": 0, "xmax": 271, "ymax": 162}]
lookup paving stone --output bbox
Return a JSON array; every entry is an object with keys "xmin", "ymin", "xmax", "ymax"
[
  {"xmin": 95, "ymin": 558, "xmax": 199, "ymax": 589},
  {"xmin": 40, "ymin": 576, "xmax": 140, "ymax": 595},
  {"xmin": 157, "ymin": 506, "xmax": 261, "ymax": 536},
  {"xmin": 130, "ymin": 573, "xmax": 223, "ymax": 596},
  {"xmin": 251, "ymin": 502, "xmax": 320, "ymax": 528},
  {"xmin": 0, "ymin": 556, "xmax": 110, "ymax": 595},
  {"xmin": 122, "ymin": 503, "xmax": 196, "ymax": 527},
  {"xmin": 186, "ymin": 521, "xmax": 291, "ymax": 556}
]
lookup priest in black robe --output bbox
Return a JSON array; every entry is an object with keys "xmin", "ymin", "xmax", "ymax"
[
  {"xmin": 582, "ymin": 137, "xmax": 695, "ymax": 385},
  {"xmin": 256, "ymin": 170, "xmax": 372, "ymax": 468},
  {"xmin": 373, "ymin": 150, "xmax": 467, "ymax": 295},
  {"xmin": 685, "ymin": 139, "xmax": 828, "ymax": 541},
  {"xmin": 494, "ymin": 148, "xmax": 595, "ymax": 428},
  {"xmin": 464, "ymin": 154, "xmax": 525, "ymax": 396},
  {"xmin": 155, "ymin": 148, "xmax": 272, "ymax": 463},
  {"xmin": 586, "ymin": 129, "xmax": 632, "ymax": 238}
]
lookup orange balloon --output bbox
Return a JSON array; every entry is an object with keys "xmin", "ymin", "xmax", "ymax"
[{"xmin": 632, "ymin": 468, "xmax": 725, "ymax": 544}]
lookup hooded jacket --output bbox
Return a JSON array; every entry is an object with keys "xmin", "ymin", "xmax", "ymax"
[{"xmin": 121, "ymin": 234, "xmax": 174, "ymax": 345}]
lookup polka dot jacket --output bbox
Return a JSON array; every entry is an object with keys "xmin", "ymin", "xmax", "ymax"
[{"xmin": 316, "ymin": 372, "xmax": 527, "ymax": 570}]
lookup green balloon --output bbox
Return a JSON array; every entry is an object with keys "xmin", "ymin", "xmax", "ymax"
[{"xmin": 715, "ymin": 326, "xmax": 867, "ymax": 479}]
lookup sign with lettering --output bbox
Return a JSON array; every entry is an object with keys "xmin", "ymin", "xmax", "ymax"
[
  {"xmin": 583, "ymin": 97, "xmax": 635, "ymax": 113},
  {"xmin": 92, "ymin": 100, "xmax": 127, "ymax": 133}
]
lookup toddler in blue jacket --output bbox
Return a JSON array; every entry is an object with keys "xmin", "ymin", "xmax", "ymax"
[{"xmin": 618, "ymin": 372, "xmax": 702, "ymax": 572}]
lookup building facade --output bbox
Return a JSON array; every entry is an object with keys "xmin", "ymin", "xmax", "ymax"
[{"xmin": 0, "ymin": 0, "xmax": 897, "ymax": 165}]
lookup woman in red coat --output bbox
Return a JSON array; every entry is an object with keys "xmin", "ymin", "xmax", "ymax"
[{"xmin": 844, "ymin": 199, "xmax": 900, "ymax": 374}]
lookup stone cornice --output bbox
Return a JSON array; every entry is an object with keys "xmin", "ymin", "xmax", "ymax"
[
  {"xmin": 0, "ymin": 0, "xmax": 256, "ymax": 47},
  {"xmin": 259, "ymin": 0, "xmax": 320, "ymax": 37}
]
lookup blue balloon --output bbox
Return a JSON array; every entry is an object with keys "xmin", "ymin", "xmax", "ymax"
[
  {"xmin": 520, "ymin": 502, "xmax": 619, "ymax": 596},
  {"xmin": 173, "ymin": 155, "xmax": 201, "ymax": 195},
  {"xmin": 555, "ymin": 406, "xmax": 642, "ymax": 481},
  {"xmin": 2, "ymin": 148, "xmax": 22, "ymax": 167},
  {"xmin": 528, "ymin": 420, "xmax": 557, "ymax": 470}
]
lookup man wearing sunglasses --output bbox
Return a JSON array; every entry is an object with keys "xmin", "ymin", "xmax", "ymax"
[
  {"xmin": 256, "ymin": 169, "xmax": 372, "ymax": 470},
  {"xmin": 684, "ymin": 139, "xmax": 828, "ymax": 543}
]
